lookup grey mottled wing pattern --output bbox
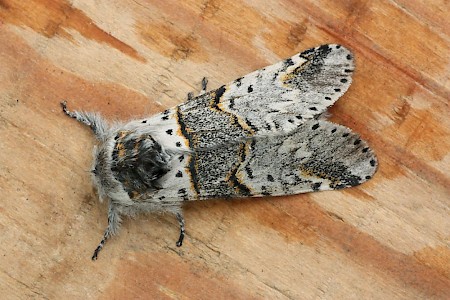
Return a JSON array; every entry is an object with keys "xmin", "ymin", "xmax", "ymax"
[
  {"xmin": 175, "ymin": 44, "xmax": 354, "ymax": 149},
  {"xmin": 151, "ymin": 120, "xmax": 376, "ymax": 200},
  {"xmin": 130, "ymin": 44, "xmax": 376, "ymax": 203}
]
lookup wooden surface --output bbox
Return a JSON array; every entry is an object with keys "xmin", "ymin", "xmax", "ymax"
[{"xmin": 0, "ymin": 0, "xmax": 449, "ymax": 299}]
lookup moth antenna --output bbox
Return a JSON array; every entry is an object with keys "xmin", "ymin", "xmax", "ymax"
[{"xmin": 60, "ymin": 101, "xmax": 109, "ymax": 140}]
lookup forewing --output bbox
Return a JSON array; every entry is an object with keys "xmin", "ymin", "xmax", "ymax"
[
  {"xmin": 151, "ymin": 120, "xmax": 377, "ymax": 201},
  {"xmin": 140, "ymin": 44, "xmax": 354, "ymax": 152},
  {"xmin": 215, "ymin": 44, "xmax": 354, "ymax": 135},
  {"xmin": 129, "ymin": 44, "xmax": 367, "ymax": 203}
]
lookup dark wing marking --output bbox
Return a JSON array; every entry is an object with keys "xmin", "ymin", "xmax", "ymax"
[
  {"xmin": 151, "ymin": 120, "xmax": 377, "ymax": 201},
  {"xmin": 175, "ymin": 44, "xmax": 354, "ymax": 149}
]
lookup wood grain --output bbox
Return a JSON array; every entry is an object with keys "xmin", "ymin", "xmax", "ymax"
[{"xmin": 0, "ymin": 0, "xmax": 449, "ymax": 299}]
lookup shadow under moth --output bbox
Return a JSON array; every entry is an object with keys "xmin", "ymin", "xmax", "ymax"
[{"xmin": 61, "ymin": 44, "xmax": 378, "ymax": 260}]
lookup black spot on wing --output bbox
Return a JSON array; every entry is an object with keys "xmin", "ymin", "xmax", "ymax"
[
  {"xmin": 311, "ymin": 182, "xmax": 322, "ymax": 191},
  {"xmin": 261, "ymin": 186, "xmax": 271, "ymax": 196},
  {"xmin": 285, "ymin": 58, "xmax": 294, "ymax": 66}
]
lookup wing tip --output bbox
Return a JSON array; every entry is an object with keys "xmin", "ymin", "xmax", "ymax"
[
  {"xmin": 314, "ymin": 120, "xmax": 378, "ymax": 189},
  {"xmin": 344, "ymin": 139, "xmax": 378, "ymax": 188}
]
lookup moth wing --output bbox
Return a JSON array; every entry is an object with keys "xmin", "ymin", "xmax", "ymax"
[
  {"xmin": 236, "ymin": 120, "xmax": 378, "ymax": 197},
  {"xmin": 152, "ymin": 120, "xmax": 377, "ymax": 201},
  {"xmin": 217, "ymin": 44, "xmax": 354, "ymax": 131},
  {"xmin": 138, "ymin": 44, "xmax": 353, "ymax": 152},
  {"xmin": 172, "ymin": 44, "xmax": 354, "ymax": 150}
]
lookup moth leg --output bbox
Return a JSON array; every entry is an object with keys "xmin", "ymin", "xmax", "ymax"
[
  {"xmin": 92, "ymin": 228, "xmax": 109, "ymax": 261},
  {"xmin": 186, "ymin": 77, "xmax": 208, "ymax": 102},
  {"xmin": 92, "ymin": 204, "xmax": 121, "ymax": 260},
  {"xmin": 60, "ymin": 101, "xmax": 108, "ymax": 139},
  {"xmin": 186, "ymin": 92, "xmax": 194, "ymax": 102},
  {"xmin": 175, "ymin": 213, "xmax": 185, "ymax": 247},
  {"xmin": 199, "ymin": 77, "xmax": 208, "ymax": 95}
]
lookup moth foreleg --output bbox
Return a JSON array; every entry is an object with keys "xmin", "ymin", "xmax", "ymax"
[
  {"xmin": 186, "ymin": 92, "xmax": 194, "ymax": 102},
  {"xmin": 176, "ymin": 212, "xmax": 185, "ymax": 247},
  {"xmin": 199, "ymin": 77, "xmax": 208, "ymax": 95},
  {"xmin": 91, "ymin": 205, "xmax": 121, "ymax": 260},
  {"xmin": 92, "ymin": 230, "xmax": 108, "ymax": 261}
]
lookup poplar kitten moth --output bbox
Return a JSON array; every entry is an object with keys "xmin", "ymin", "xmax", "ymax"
[{"xmin": 61, "ymin": 44, "xmax": 378, "ymax": 260}]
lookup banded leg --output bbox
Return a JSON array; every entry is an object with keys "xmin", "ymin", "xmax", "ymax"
[
  {"xmin": 92, "ymin": 230, "xmax": 110, "ymax": 261},
  {"xmin": 92, "ymin": 205, "xmax": 121, "ymax": 260},
  {"xmin": 176, "ymin": 213, "xmax": 185, "ymax": 247}
]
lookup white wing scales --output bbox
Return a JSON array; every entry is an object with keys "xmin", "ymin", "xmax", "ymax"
[
  {"xmin": 168, "ymin": 44, "xmax": 354, "ymax": 152},
  {"xmin": 219, "ymin": 44, "xmax": 354, "ymax": 135},
  {"xmin": 236, "ymin": 120, "xmax": 377, "ymax": 197},
  {"xmin": 152, "ymin": 120, "xmax": 377, "ymax": 201},
  {"xmin": 134, "ymin": 44, "xmax": 375, "ymax": 203}
]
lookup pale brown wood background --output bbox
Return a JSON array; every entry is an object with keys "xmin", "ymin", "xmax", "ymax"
[{"xmin": 0, "ymin": 0, "xmax": 449, "ymax": 299}]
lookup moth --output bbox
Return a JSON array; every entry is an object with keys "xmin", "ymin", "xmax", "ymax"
[{"xmin": 61, "ymin": 44, "xmax": 377, "ymax": 260}]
